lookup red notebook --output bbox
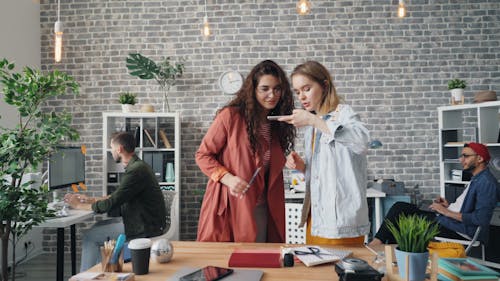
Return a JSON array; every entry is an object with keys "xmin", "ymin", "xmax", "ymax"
[{"xmin": 228, "ymin": 249, "xmax": 282, "ymax": 268}]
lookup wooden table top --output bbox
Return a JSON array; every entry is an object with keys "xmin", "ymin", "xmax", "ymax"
[{"xmin": 88, "ymin": 241, "xmax": 388, "ymax": 281}]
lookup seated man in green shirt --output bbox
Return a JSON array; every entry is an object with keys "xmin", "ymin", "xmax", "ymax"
[{"xmin": 65, "ymin": 132, "xmax": 167, "ymax": 271}]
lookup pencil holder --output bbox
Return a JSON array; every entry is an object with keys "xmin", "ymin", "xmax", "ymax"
[{"xmin": 100, "ymin": 246, "xmax": 124, "ymax": 272}]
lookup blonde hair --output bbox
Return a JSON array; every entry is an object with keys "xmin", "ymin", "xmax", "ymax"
[{"xmin": 291, "ymin": 61, "xmax": 341, "ymax": 115}]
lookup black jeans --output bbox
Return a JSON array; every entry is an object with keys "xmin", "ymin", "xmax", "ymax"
[{"xmin": 374, "ymin": 202, "xmax": 465, "ymax": 244}]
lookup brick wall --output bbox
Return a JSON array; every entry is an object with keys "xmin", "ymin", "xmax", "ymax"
[{"xmin": 39, "ymin": 0, "xmax": 499, "ymax": 245}]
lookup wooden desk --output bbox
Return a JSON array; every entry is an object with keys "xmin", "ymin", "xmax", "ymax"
[{"xmin": 88, "ymin": 241, "xmax": 384, "ymax": 281}]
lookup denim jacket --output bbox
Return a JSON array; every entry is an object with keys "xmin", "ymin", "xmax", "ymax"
[
  {"xmin": 299, "ymin": 104, "xmax": 371, "ymax": 238},
  {"xmin": 437, "ymin": 168, "xmax": 499, "ymax": 243}
]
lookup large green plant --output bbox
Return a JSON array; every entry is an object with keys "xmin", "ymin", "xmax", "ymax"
[
  {"xmin": 0, "ymin": 59, "xmax": 79, "ymax": 281},
  {"xmin": 126, "ymin": 53, "xmax": 185, "ymax": 112},
  {"xmin": 386, "ymin": 214, "xmax": 440, "ymax": 253}
]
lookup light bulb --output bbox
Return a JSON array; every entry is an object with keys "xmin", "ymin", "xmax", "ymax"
[
  {"xmin": 398, "ymin": 0, "xmax": 406, "ymax": 18},
  {"xmin": 54, "ymin": 21, "xmax": 63, "ymax": 62},
  {"xmin": 296, "ymin": 0, "xmax": 311, "ymax": 16},
  {"xmin": 202, "ymin": 16, "xmax": 211, "ymax": 37}
]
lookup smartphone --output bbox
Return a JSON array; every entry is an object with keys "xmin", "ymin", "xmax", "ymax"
[
  {"xmin": 266, "ymin": 115, "xmax": 287, "ymax": 121},
  {"xmin": 179, "ymin": 266, "xmax": 234, "ymax": 281}
]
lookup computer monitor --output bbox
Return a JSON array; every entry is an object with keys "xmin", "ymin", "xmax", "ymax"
[{"xmin": 48, "ymin": 146, "xmax": 85, "ymax": 190}]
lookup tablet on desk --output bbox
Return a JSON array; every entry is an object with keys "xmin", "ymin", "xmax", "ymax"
[
  {"xmin": 171, "ymin": 267, "xmax": 263, "ymax": 281},
  {"xmin": 179, "ymin": 266, "xmax": 233, "ymax": 281}
]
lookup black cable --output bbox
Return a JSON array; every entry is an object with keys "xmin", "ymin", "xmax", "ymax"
[{"xmin": 5, "ymin": 240, "xmax": 33, "ymax": 280}]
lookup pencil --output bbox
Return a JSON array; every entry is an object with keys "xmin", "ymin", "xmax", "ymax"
[{"xmin": 364, "ymin": 243, "xmax": 378, "ymax": 256}]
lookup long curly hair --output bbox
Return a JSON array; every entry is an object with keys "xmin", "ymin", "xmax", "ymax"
[{"xmin": 220, "ymin": 60, "xmax": 296, "ymax": 154}]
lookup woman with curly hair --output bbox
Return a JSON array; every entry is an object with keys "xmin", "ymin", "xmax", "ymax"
[{"xmin": 196, "ymin": 60, "xmax": 296, "ymax": 242}]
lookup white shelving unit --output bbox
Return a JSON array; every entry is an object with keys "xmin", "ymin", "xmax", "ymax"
[
  {"xmin": 102, "ymin": 112, "xmax": 180, "ymax": 239},
  {"xmin": 438, "ymin": 101, "xmax": 500, "ymax": 200}
]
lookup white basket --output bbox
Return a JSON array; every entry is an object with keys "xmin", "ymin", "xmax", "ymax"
[{"xmin": 285, "ymin": 203, "xmax": 306, "ymax": 244}]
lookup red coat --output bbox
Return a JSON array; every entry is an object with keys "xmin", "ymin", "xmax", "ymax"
[{"xmin": 195, "ymin": 107, "xmax": 286, "ymax": 242}]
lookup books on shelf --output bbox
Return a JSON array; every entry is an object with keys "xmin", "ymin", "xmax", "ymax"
[
  {"xmin": 438, "ymin": 258, "xmax": 500, "ymax": 281},
  {"xmin": 288, "ymin": 246, "xmax": 351, "ymax": 267},
  {"xmin": 159, "ymin": 129, "xmax": 173, "ymax": 148},
  {"xmin": 143, "ymin": 129, "xmax": 156, "ymax": 148},
  {"xmin": 133, "ymin": 126, "xmax": 140, "ymax": 147},
  {"xmin": 228, "ymin": 248, "xmax": 281, "ymax": 268}
]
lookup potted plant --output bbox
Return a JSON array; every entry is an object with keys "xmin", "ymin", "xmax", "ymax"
[
  {"xmin": 126, "ymin": 53, "xmax": 185, "ymax": 112},
  {"xmin": 448, "ymin": 78, "xmax": 467, "ymax": 105},
  {"xmin": 119, "ymin": 92, "xmax": 137, "ymax": 112},
  {"xmin": 387, "ymin": 214, "xmax": 440, "ymax": 281},
  {"xmin": 0, "ymin": 58, "xmax": 79, "ymax": 281}
]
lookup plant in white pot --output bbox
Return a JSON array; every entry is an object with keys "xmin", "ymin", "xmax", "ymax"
[
  {"xmin": 126, "ymin": 53, "xmax": 185, "ymax": 112},
  {"xmin": 448, "ymin": 78, "xmax": 467, "ymax": 105},
  {"xmin": 119, "ymin": 92, "xmax": 137, "ymax": 112},
  {"xmin": 387, "ymin": 214, "xmax": 440, "ymax": 281}
]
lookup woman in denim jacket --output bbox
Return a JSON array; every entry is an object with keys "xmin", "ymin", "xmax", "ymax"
[{"xmin": 280, "ymin": 61, "xmax": 371, "ymax": 245}]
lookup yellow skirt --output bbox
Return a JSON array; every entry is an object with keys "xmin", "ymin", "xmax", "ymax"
[{"xmin": 306, "ymin": 216, "xmax": 365, "ymax": 246}]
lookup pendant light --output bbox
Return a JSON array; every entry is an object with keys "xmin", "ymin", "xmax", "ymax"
[
  {"xmin": 54, "ymin": 0, "xmax": 63, "ymax": 62},
  {"xmin": 202, "ymin": 0, "xmax": 211, "ymax": 37},
  {"xmin": 397, "ymin": 0, "xmax": 406, "ymax": 18},
  {"xmin": 296, "ymin": 0, "xmax": 312, "ymax": 16}
]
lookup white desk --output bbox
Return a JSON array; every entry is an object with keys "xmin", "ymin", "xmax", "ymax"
[
  {"xmin": 284, "ymin": 187, "xmax": 386, "ymax": 232},
  {"xmin": 367, "ymin": 187, "xmax": 387, "ymax": 230},
  {"xmin": 37, "ymin": 209, "xmax": 94, "ymax": 281}
]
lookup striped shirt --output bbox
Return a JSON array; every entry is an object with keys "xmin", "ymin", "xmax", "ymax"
[{"xmin": 256, "ymin": 121, "xmax": 271, "ymax": 205}]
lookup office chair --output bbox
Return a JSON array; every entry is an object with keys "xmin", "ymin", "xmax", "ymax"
[
  {"xmin": 151, "ymin": 190, "xmax": 179, "ymax": 241},
  {"xmin": 434, "ymin": 226, "xmax": 485, "ymax": 260}
]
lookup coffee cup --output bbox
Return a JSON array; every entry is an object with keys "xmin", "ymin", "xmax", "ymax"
[{"xmin": 128, "ymin": 238, "xmax": 152, "ymax": 275}]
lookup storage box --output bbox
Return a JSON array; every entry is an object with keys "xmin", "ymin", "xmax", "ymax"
[
  {"xmin": 370, "ymin": 179, "xmax": 405, "ymax": 195},
  {"xmin": 451, "ymin": 169, "xmax": 462, "ymax": 181}
]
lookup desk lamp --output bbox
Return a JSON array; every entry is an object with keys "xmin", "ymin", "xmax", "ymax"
[{"xmin": 369, "ymin": 139, "xmax": 383, "ymax": 149}]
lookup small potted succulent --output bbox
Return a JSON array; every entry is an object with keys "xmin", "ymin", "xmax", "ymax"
[
  {"xmin": 119, "ymin": 92, "xmax": 137, "ymax": 112},
  {"xmin": 448, "ymin": 78, "xmax": 467, "ymax": 105}
]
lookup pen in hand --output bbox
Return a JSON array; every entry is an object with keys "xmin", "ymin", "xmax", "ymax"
[{"xmin": 240, "ymin": 166, "xmax": 261, "ymax": 199}]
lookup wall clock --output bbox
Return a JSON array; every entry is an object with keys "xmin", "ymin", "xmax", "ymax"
[{"xmin": 218, "ymin": 70, "xmax": 243, "ymax": 94}]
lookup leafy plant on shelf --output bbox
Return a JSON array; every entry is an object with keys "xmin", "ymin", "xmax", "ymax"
[
  {"xmin": 119, "ymin": 92, "xmax": 137, "ymax": 105},
  {"xmin": 386, "ymin": 214, "xmax": 440, "ymax": 253},
  {"xmin": 126, "ymin": 53, "xmax": 185, "ymax": 112},
  {"xmin": 0, "ymin": 58, "xmax": 80, "ymax": 281},
  {"xmin": 448, "ymin": 79, "xmax": 467, "ymax": 90}
]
